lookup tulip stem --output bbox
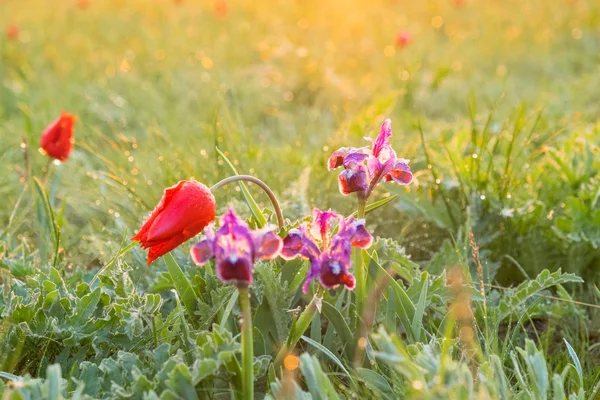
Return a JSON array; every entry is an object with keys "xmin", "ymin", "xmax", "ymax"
[
  {"xmin": 238, "ymin": 285, "xmax": 254, "ymax": 400},
  {"xmin": 211, "ymin": 175, "xmax": 284, "ymax": 229}
]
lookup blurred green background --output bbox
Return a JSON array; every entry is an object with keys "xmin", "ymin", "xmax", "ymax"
[{"xmin": 1, "ymin": 0, "xmax": 599, "ymax": 281}]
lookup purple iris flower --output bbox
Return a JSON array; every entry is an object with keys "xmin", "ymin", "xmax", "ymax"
[
  {"xmin": 328, "ymin": 118, "xmax": 413, "ymax": 197},
  {"xmin": 190, "ymin": 208, "xmax": 282, "ymax": 287},
  {"xmin": 281, "ymin": 208, "xmax": 373, "ymax": 293}
]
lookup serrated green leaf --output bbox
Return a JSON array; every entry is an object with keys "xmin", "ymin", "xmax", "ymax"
[
  {"xmin": 497, "ymin": 269, "xmax": 583, "ymax": 321},
  {"xmin": 71, "ymin": 287, "xmax": 101, "ymax": 325}
]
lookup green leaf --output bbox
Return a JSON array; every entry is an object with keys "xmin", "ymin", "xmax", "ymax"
[
  {"xmin": 563, "ymin": 338, "xmax": 583, "ymax": 388},
  {"xmin": 350, "ymin": 195, "xmax": 398, "ymax": 217},
  {"xmin": 216, "ymin": 147, "xmax": 267, "ymax": 227},
  {"xmin": 411, "ymin": 272, "xmax": 429, "ymax": 341},
  {"xmin": 254, "ymin": 263, "xmax": 293, "ymax": 342},
  {"xmin": 191, "ymin": 359, "xmax": 219, "ymax": 384},
  {"xmin": 300, "ymin": 336, "xmax": 350, "ymax": 378},
  {"xmin": 368, "ymin": 257, "xmax": 416, "ymax": 341},
  {"xmin": 167, "ymin": 364, "xmax": 199, "ymax": 400},
  {"xmin": 71, "ymin": 287, "xmax": 101, "ymax": 325},
  {"xmin": 298, "ymin": 353, "xmax": 340, "ymax": 400},
  {"xmin": 164, "ymin": 253, "xmax": 198, "ymax": 318},
  {"xmin": 497, "ymin": 269, "xmax": 583, "ymax": 321},
  {"xmin": 321, "ymin": 300, "xmax": 354, "ymax": 357},
  {"xmin": 47, "ymin": 364, "xmax": 62, "ymax": 400},
  {"xmin": 552, "ymin": 374, "xmax": 567, "ymax": 400},
  {"xmin": 219, "ymin": 289, "xmax": 239, "ymax": 327},
  {"xmin": 91, "ymin": 237, "xmax": 137, "ymax": 286},
  {"xmin": 356, "ymin": 368, "xmax": 394, "ymax": 397},
  {"xmin": 0, "ymin": 371, "xmax": 23, "ymax": 381},
  {"xmin": 33, "ymin": 177, "xmax": 60, "ymax": 267}
]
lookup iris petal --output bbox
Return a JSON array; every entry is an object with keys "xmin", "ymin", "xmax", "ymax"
[
  {"xmin": 338, "ymin": 166, "xmax": 369, "ymax": 196},
  {"xmin": 342, "ymin": 151, "xmax": 369, "ymax": 168},
  {"xmin": 190, "ymin": 239, "xmax": 214, "ymax": 265},
  {"xmin": 327, "ymin": 148, "xmax": 350, "ymax": 170},
  {"xmin": 253, "ymin": 229, "xmax": 283, "ymax": 260},
  {"xmin": 216, "ymin": 255, "xmax": 253, "ymax": 285},
  {"xmin": 318, "ymin": 258, "xmax": 355, "ymax": 290},
  {"xmin": 349, "ymin": 220, "xmax": 374, "ymax": 249},
  {"xmin": 372, "ymin": 118, "xmax": 393, "ymax": 159},
  {"xmin": 280, "ymin": 229, "xmax": 304, "ymax": 260},
  {"xmin": 385, "ymin": 161, "xmax": 413, "ymax": 185},
  {"xmin": 302, "ymin": 259, "xmax": 321, "ymax": 294},
  {"xmin": 309, "ymin": 208, "xmax": 339, "ymax": 245}
]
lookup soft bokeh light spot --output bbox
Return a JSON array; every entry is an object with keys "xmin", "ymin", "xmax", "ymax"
[
  {"xmin": 431, "ymin": 16, "xmax": 444, "ymax": 28},
  {"xmin": 283, "ymin": 355, "xmax": 299, "ymax": 371},
  {"xmin": 201, "ymin": 57, "xmax": 214, "ymax": 69}
]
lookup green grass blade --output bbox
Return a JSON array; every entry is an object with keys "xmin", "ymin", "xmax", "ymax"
[
  {"xmin": 411, "ymin": 272, "xmax": 429, "ymax": 341},
  {"xmin": 300, "ymin": 335, "xmax": 351, "ymax": 378},
  {"xmin": 563, "ymin": 338, "xmax": 583, "ymax": 388},
  {"xmin": 219, "ymin": 289, "xmax": 239, "ymax": 326},
  {"xmin": 33, "ymin": 177, "xmax": 60, "ymax": 267},
  {"xmin": 321, "ymin": 300, "xmax": 354, "ymax": 357},
  {"xmin": 369, "ymin": 257, "xmax": 416, "ymax": 341}
]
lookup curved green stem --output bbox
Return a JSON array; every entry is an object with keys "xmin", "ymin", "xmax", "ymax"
[
  {"xmin": 238, "ymin": 286, "xmax": 254, "ymax": 400},
  {"xmin": 210, "ymin": 175, "xmax": 284, "ymax": 229},
  {"xmin": 274, "ymin": 289, "xmax": 323, "ymax": 368}
]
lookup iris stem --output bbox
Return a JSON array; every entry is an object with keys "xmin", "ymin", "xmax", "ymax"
[
  {"xmin": 274, "ymin": 288, "xmax": 324, "ymax": 369},
  {"xmin": 210, "ymin": 175, "xmax": 284, "ymax": 229},
  {"xmin": 353, "ymin": 194, "xmax": 367, "ymax": 354},
  {"xmin": 238, "ymin": 285, "xmax": 254, "ymax": 400}
]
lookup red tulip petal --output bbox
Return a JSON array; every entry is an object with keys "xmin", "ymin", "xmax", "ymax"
[
  {"xmin": 145, "ymin": 181, "xmax": 215, "ymax": 243},
  {"xmin": 146, "ymin": 234, "xmax": 186, "ymax": 265},
  {"xmin": 40, "ymin": 112, "xmax": 77, "ymax": 161}
]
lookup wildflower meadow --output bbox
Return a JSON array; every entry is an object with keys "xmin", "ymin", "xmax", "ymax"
[{"xmin": 1, "ymin": 0, "xmax": 599, "ymax": 399}]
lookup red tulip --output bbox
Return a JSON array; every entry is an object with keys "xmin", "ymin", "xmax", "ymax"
[
  {"xmin": 133, "ymin": 180, "xmax": 216, "ymax": 265},
  {"xmin": 40, "ymin": 112, "xmax": 77, "ymax": 161},
  {"xmin": 395, "ymin": 31, "xmax": 413, "ymax": 48},
  {"xmin": 6, "ymin": 25, "xmax": 19, "ymax": 40}
]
